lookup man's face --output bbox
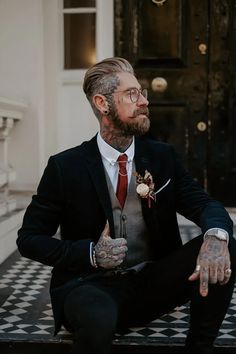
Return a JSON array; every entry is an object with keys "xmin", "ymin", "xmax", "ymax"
[{"xmin": 107, "ymin": 72, "xmax": 150, "ymax": 136}]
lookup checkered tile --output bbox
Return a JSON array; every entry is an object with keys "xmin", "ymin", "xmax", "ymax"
[{"xmin": 0, "ymin": 237, "xmax": 236, "ymax": 345}]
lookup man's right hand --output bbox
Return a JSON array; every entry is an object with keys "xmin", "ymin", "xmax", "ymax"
[{"xmin": 95, "ymin": 221, "xmax": 128, "ymax": 269}]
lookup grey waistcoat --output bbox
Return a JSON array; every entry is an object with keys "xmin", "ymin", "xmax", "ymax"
[{"xmin": 105, "ymin": 165, "xmax": 151, "ymax": 268}]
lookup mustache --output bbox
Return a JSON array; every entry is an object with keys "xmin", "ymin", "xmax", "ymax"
[{"xmin": 131, "ymin": 107, "xmax": 149, "ymax": 118}]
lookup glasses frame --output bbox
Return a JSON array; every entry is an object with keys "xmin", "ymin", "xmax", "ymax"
[{"xmin": 103, "ymin": 88, "xmax": 148, "ymax": 103}]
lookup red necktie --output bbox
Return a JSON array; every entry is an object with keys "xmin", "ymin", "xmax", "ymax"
[{"xmin": 116, "ymin": 154, "xmax": 128, "ymax": 208}]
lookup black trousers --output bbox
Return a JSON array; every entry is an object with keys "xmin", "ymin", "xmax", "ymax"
[{"xmin": 63, "ymin": 236, "xmax": 236, "ymax": 354}]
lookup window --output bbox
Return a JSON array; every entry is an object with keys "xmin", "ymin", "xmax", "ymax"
[{"xmin": 63, "ymin": 0, "xmax": 96, "ymax": 69}]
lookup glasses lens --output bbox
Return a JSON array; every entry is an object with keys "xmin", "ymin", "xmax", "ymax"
[
  {"xmin": 130, "ymin": 88, "xmax": 148, "ymax": 102},
  {"xmin": 130, "ymin": 88, "xmax": 139, "ymax": 103},
  {"xmin": 142, "ymin": 89, "xmax": 148, "ymax": 99}
]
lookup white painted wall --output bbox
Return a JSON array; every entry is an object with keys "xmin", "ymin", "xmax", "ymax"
[
  {"xmin": 0, "ymin": 0, "xmax": 114, "ymax": 191},
  {"xmin": 0, "ymin": 0, "xmax": 45, "ymax": 190},
  {"xmin": 42, "ymin": 0, "xmax": 60, "ymax": 161}
]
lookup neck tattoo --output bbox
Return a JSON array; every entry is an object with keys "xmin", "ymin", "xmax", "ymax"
[{"xmin": 101, "ymin": 127, "xmax": 132, "ymax": 152}]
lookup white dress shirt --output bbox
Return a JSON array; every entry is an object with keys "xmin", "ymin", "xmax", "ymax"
[{"xmin": 97, "ymin": 132, "xmax": 134, "ymax": 192}]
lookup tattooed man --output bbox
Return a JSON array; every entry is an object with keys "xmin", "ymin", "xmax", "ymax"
[{"xmin": 17, "ymin": 57, "xmax": 236, "ymax": 354}]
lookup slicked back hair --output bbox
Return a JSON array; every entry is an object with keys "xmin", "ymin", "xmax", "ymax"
[{"xmin": 83, "ymin": 57, "xmax": 134, "ymax": 119}]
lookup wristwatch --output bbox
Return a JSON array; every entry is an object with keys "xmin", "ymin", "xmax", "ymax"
[{"xmin": 204, "ymin": 228, "xmax": 229, "ymax": 243}]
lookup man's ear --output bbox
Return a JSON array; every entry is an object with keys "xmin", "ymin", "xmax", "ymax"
[{"xmin": 93, "ymin": 94, "xmax": 109, "ymax": 115}]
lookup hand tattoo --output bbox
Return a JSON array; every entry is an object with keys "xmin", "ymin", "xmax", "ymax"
[
  {"xmin": 189, "ymin": 235, "xmax": 231, "ymax": 297},
  {"xmin": 95, "ymin": 221, "xmax": 128, "ymax": 269}
]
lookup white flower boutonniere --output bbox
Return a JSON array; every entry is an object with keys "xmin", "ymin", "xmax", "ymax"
[{"xmin": 135, "ymin": 170, "xmax": 156, "ymax": 208}]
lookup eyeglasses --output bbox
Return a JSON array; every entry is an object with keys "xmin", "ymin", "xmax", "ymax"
[{"xmin": 103, "ymin": 88, "xmax": 148, "ymax": 103}]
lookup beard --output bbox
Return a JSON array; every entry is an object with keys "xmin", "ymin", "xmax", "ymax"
[{"xmin": 108, "ymin": 105, "xmax": 150, "ymax": 137}]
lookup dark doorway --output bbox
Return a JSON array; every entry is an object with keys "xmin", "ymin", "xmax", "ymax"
[{"xmin": 115, "ymin": 0, "xmax": 236, "ymax": 206}]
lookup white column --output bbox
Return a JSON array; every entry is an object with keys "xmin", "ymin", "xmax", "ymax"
[{"xmin": 0, "ymin": 97, "xmax": 27, "ymax": 216}]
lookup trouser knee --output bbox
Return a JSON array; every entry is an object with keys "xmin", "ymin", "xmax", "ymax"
[
  {"xmin": 64, "ymin": 285, "xmax": 118, "ymax": 336},
  {"xmin": 87, "ymin": 306, "xmax": 117, "ymax": 338}
]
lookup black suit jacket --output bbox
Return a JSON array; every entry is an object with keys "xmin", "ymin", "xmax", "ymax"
[{"xmin": 17, "ymin": 135, "xmax": 233, "ymax": 333}]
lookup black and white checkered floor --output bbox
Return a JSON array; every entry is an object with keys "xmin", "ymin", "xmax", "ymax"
[{"xmin": 0, "ymin": 228, "xmax": 236, "ymax": 347}]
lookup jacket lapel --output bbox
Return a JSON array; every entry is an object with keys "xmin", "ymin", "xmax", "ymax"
[
  {"xmin": 134, "ymin": 137, "xmax": 168, "ymax": 191},
  {"xmin": 134, "ymin": 137, "xmax": 160, "ymax": 214},
  {"xmin": 134, "ymin": 137, "xmax": 150, "ymax": 175},
  {"xmin": 81, "ymin": 136, "xmax": 115, "ymax": 237}
]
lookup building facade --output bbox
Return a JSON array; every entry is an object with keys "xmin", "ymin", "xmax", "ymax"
[{"xmin": 0, "ymin": 0, "xmax": 235, "ymax": 212}]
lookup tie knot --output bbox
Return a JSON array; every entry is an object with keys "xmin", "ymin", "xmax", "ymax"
[{"xmin": 117, "ymin": 154, "xmax": 128, "ymax": 163}]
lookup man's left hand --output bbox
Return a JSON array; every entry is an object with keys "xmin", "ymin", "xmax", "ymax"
[{"xmin": 189, "ymin": 235, "xmax": 231, "ymax": 297}]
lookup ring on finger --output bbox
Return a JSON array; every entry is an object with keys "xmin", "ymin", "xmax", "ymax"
[
  {"xmin": 224, "ymin": 268, "xmax": 232, "ymax": 276},
  {"xmin": 195, "ymin": 265, "xmax": 201, "ymax": 272}
]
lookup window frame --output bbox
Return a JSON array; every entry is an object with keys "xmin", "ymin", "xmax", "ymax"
[{"xmin": 59, "ymin": 0, "xmax": 114, "ymax": 85}]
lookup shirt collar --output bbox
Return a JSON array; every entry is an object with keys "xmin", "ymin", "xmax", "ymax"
[{"xmin": 97, "ymin": 132, "xmax": 134, "ymax": 165}]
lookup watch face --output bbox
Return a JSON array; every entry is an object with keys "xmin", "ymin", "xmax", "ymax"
[
  {"xmin": 216, "ymin": 230, "xmax": 228, "ymax": 240},
  {"xmin": 218, "ymin": 235, "xmax": 227, "ymax": 241}
]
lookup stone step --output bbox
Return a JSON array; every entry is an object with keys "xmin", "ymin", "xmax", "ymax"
[{"xmin": 0, "ymin": 339, "xmax": 236, "ymax": 354}]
